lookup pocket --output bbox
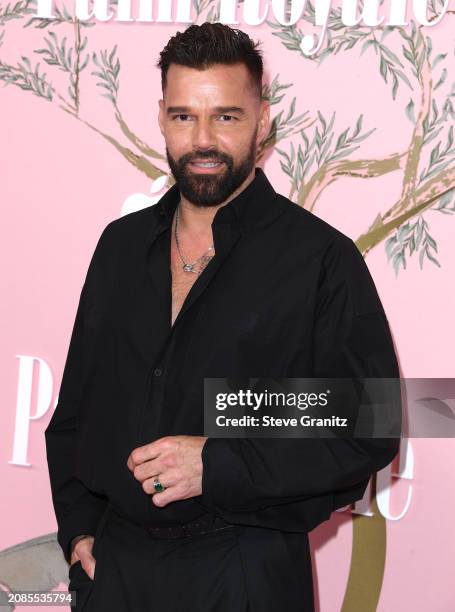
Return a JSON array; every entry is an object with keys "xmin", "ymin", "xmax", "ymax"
[
  {"xmin": 68, "ymin": 547, "xmax": 106, "ymax": 611},
  {"xmin": 68, "ymin": 505, "xmax": 112, "ymax": 608},
  {"xmin": 69, "ymin": 560, "xmax": 91, "ymax": 582},
  {"xmin": 68, "ymin": 561, "xmax": 93, "ymax": 612}
]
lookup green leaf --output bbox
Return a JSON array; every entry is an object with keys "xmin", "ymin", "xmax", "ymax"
[
  {"xmin": 425, "ymin": 246, "xmax": 441, "ymax": 268},
  {"xmin": 426, "ymin": 233, "xmax": 437, "ymax": 251},
  {"xmin": 385, "ymin": 235, "xmax": 397, "ymax": 259},
  {"xmin": 360, "ymin": 39, "xmax": 376, "ymax": 56},
  {"xmin": 446, "ymin": 126, "xmax": 454, "ymax": 151},
  {"xmin": 379, "ymin": 56, "xmax": 388, "ymax": 82},
  {"xmin": 431, "ymin": 53, "xmax": 446, "ymax": 69},
  {"xmin": 352, "ymin": 128, "xmax": 375, "ymax": 144},
  {"xmin": 429, "ymin": 142, "xmax": 441, "ymax": 166},
  {"xmin": 276, "ymin": 147, "xmax": 290, "ymax": 162},
  {"xmin": 329, "ymin": 145, "xmax": 360, "ymax": 161},
  {"xmin": 393, "ymin": 251, "xmax": 406, "ymax": 275},
  {"xmin": 425, "ymin": 160, "xmax": 452, "ymax": 181},
  {"xmin": 395, "ymin": 68, "xmax": 413, "ymax": 90},
  {"xmin": 353, "ymin": 114, "xmax": 363, "ymax": 138},
  {"xmin": 317, "ymin": 47, "xmax": 333, "ymax": 64},
  {"xmin": 380, "ymin": 27, "xmax": 395, "ymax": 42},
  {"xmin": 379, "ymin": 43, "xmax": 403, "ymax": 67},
  {"xmin": 80, "ymin": 55, "xmax": 89, "ymax": 71},
  {"xmin": 109, "ymin": 44, "xmax": 117, "ymax": 65},
  {"xmin": 405, "ymin": 98, "xmax": 416, "ymax": 124},
  {"xmin": 317, "ymin": 110, "xmax": 326, "ymax": 132},
  {"xmin": 434, "ymin": 68, "xmax": 447, "ymax": 91},
  {"xmin": 402, "ymin": 46, "xmax": 414, "ymax": 65},
  {"xmin": 335, "ymin": 128, "xmax": 348, "ymax": 150},
  {"xmin": 279, "ymin": 160, "xmax": 291, "ymax": 176},
  {"xmin": 392, "ymin": 73, "xmax": 399, "ymax": 100},
  {"xmin": 418, "ymin": 246, "xmax": 425, "ymax": 269},
  {"xmin": 101, "ymin": 92, "xmax": 115, "ymax": 103},
  {"xmin": 426, "ymin": 35, "xmax": 432, "ymax": 60},
  {"xmin": 423, "ymin": 125, "xmax": 444, "ymax": 147}
]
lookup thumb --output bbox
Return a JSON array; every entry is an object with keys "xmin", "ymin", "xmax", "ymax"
[{"xmin": 80, "ymin": 552, "xmax": 97, "ymax": 581}]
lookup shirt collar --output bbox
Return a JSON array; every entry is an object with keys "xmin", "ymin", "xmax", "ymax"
[{"xmin": 155, "ymin": 167, "xmax": 284, "ymax": 231}]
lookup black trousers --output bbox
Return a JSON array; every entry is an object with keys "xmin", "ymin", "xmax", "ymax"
[{"xmin": 68, "ymin": 504, "xmax": 250, "ymax": 612}]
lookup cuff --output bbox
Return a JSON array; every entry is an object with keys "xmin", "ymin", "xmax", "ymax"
[{"xmin": 57, "ymin": 493, "xmax": 108, "ymax": 564}]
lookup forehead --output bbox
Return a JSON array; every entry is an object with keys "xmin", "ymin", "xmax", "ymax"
[{"xmin": 164, "ymin": 63, "xmax": 256, "ymax": 106}]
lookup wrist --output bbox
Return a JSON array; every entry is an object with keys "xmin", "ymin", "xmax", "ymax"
[{"xmin": 70, "ymin": 534, "xmax": 91, "ymax": 556}]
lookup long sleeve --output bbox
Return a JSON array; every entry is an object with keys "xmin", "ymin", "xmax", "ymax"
[
  {"xmin": 200, "ymin": 235, "xmax": 401, "ymax": 532},
  {"xmin": 44, "ymin": 223, "xmax": 114, "ymax": 564}
]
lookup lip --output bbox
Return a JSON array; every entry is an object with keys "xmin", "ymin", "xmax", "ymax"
[{"xmin": 188, "ymin": 161, "xmax": 225, "ymax": 173}]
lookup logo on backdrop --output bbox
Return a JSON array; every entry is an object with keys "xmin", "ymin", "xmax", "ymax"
[{"xmin": 34, "ymin": 0, "xmax": 452, "ymax": 55}]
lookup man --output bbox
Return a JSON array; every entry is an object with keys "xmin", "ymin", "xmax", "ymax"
[{"xmin": 45, "ymin": 22, "xmax": 401, "ymax": 612}]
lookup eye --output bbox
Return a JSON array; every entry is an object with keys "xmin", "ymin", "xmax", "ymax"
[
  {"xmin": 172, "ymin": 114, "xmax": 192, "ymax": 121},
  {"xmin": 218, "ymin": 115, "xmax": 236, "ymax": 122}
]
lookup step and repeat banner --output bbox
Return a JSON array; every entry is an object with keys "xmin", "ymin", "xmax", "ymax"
[{"xmin": 1, "ymin": 1, "xmax": 454, "ymax": 610}]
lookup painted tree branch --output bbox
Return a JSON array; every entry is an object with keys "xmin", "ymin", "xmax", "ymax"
[
  {"xmin": 298, "ymin": 151, "xmax": 408, "ymax": 212},
  {"xmin": 355, "ymin": 165, "xmax": 455, "ymax": 255},
  {"xmin": 59, "ymin": 105, "xmax": 168, "ymax": 179},
  {"xmin": 113, "ymin": 108, "xmax": 167, "ymax": 162}
]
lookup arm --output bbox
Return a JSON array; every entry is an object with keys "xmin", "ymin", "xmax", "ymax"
[
  {"xmin": 44, "ymin": 223, "xmax": 115, "ymax": 564},
  {"xmin": 70, "ymin": 534, "xmax": 91, "ymax": 558},
  {"xmin": 199, "ymin": 236, "xmax": 401, "ymax": 531}
]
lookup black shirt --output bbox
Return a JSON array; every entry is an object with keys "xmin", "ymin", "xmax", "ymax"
[{"xmin": 45, "ymin": 167, "xmax": 401, "ymax": 564}]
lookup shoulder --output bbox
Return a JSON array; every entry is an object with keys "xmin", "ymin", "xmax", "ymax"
[
  {"xmin": 94, "ymin": 204, "xmax": 159, "ymax": 252},
  {"xmin": 273, "ymin": 193, "xmax": 358, "ymax": 259},
  {"xmin": 272, "ymin": 194, "xmax": 383, "ymax": 314}
]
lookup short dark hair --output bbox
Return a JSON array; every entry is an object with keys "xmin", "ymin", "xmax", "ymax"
[{"xmin": 157, "ymin": 22, "xmax": 263, "ymax": 98}]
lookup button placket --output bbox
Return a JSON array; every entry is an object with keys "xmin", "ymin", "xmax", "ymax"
[{"xmin": 138, "ymin": 329, "xmax": 178, "ymax": 443}]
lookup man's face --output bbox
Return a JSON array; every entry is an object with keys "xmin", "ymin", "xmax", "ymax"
[{"xmin": 158, "ymin": 62, "xmax": 270, "ymax": 207}]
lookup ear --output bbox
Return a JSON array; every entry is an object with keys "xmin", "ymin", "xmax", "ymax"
[
  {"xmin": 158, "ymin": 99, "xmax": 165, "ymax": 136},
  {"xmin": 257, "ymin": 100, "xmax": 270, "ymax": 147}
]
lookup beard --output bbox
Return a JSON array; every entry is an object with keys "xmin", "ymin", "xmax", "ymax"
[{"xmin": 166, "ymin": 128, "xmax": 258, "ymax": 207}]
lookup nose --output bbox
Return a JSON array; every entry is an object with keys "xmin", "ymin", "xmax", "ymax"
[{"xmin": 192, "ymin": 119, "xmax": 217, "ymax": 151}]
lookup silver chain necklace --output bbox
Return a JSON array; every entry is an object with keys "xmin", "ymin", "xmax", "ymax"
[{"xmin": 174, "ymin": 202, "xmax": 214, "ymax": 275}]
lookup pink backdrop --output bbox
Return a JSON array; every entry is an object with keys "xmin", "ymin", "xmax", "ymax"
[{"xmin": 1, "ymin": 7, "xmax": 454, "ymax": 611}]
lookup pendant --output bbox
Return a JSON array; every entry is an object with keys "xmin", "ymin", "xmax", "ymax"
[{"xmin": 182, "ymin": 263, "xmax": 196, "ymax": 273}]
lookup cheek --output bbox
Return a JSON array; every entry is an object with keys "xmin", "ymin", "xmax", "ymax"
[
  {"xmin": 217, "ymin": 133, "xmax": 249, "ymax": 156},
  {"xmin": 222, "ymin": 125, "xmax": 256, "ymax": 148},
  {"xmin": 166, "ymin": 131, "xmax": 186, "ymax": 149},
  {"xmin": 165, "ymin": 137, "xmax": 191, "ymax": 163}
]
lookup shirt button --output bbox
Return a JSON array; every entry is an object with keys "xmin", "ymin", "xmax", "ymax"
[{"xmin": 153, "ymin": 368, "xmax": 162, "ymax": 376}]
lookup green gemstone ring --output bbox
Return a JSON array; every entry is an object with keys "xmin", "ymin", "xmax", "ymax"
[{"xmin": 153, "ymin": 477, "xmax": 165, "ymax": 493}]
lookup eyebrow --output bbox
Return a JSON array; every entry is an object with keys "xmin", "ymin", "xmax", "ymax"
[{"xmin": 166, "ymin": 106, "xmax": 246, "ymax": 115}]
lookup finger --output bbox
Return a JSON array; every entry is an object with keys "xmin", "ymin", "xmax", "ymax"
[
  {"xmin": 79, "ymin": 554, "xmax": 96, "ymax": 581},
  {"xmin": 127, "ymin": 436, "xmax": 174, "ymax": 469},
  {"xmin": 142, "ymin": 470, "xmax": 177, "ymax": 495},
  {"xmin": 151, "ymin": 485, "xmax": 184, "ymax": 508},
  {"xmin": 127, "ymin": 444, "xmax": 160, "ymax": 470},
  {"xmin": 132, "ymin": 457, "xmax": 166, "ymax": 483}
]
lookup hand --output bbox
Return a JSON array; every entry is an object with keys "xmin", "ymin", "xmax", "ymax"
[
  {"xmin": 126, "ymin": 435, "xmax": 208, "ymax": 508},
  {"xmin": 70, "ymin": 535, "xmax": 96, "ymax": 580}
]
